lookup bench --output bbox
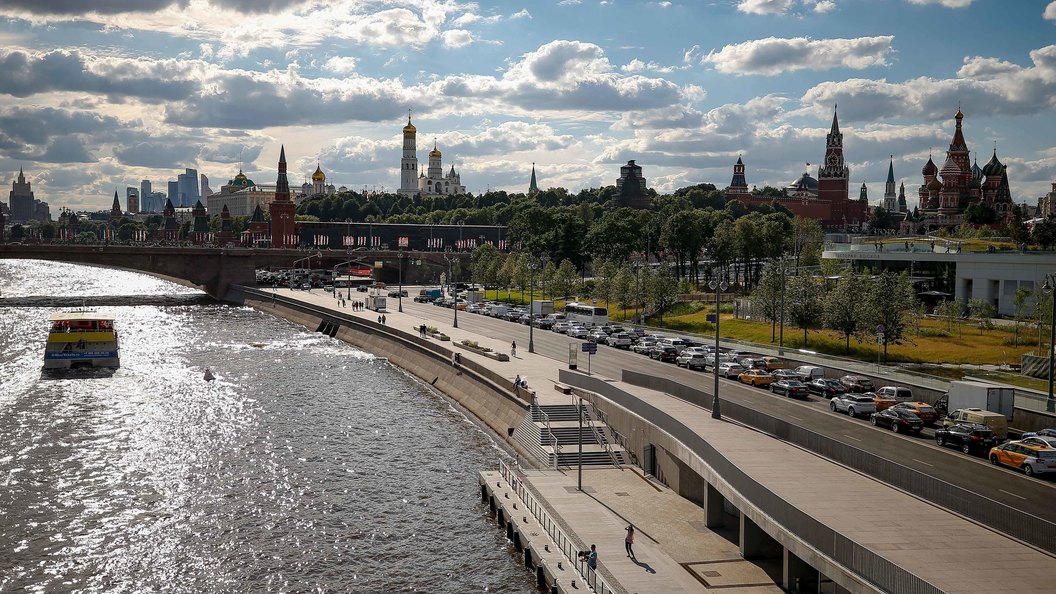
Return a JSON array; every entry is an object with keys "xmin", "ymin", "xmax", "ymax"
[{"xmin": 553, "ymin": 383, "xmax": 572, "ymax": 395}]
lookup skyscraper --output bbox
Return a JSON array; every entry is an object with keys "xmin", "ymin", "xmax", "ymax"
[
  {"xmin": 200, "ymin": 173, "xmax": 213, "ymax": 198},
  {"xmin": 177, "ymin": 168, "xmax": 200, "ymax": 207},
  {"xmin": 168, "ymin": 180, "xmax": 179, "ymax": 206},
  {"xmin": 8, "ymin": 166, "xmax": 35, "ymax": 222},
  {"xmin": 126, "ymin": 187, "xmax": 140, "ymax": 213},
  {"xmin": 141, "ymin": 180, "xmax": 152, "ymax": 210}
]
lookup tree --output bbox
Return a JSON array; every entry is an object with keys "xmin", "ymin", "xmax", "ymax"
[
  {"xmin": 646, "ymin": 264, "xmax": 679, "ymax": 327},
  {"xmin": 786, "ymin": 275, "xmax": 824, "ymax": 347},
  {"xmin": 553, "ymin": 259, "xmax": 580, "ymax": 300},
  {"xmin": 868, "ymin": 206, "xmax": 895, "ymax": 232},
  {"xmin": 540, "ymin": 260, "xmax": 558, "ymax": 300},
  {"xmin": 751, "ymin": 263, "xmax": 784, "ymax": 341},
  {"xmin": 789, "ymin": 217, "xmax": 824, "ymax": 269},
  {"xmin": 964, "ymin": 201, "xmax": 997, "ymax": 225},
  {"xmin": 592, "ymin": 260, "xmax": 618, "ymax": 309},
  {"xmin": 863, "ymin": 271, "xmax": 917, "ymax": 361},
  {"xmin": 10, "ymin": 224, "xmax": 24, "ymax": 240},
  {"xmin": 935, "ymin": 299, "xmax": 961, "ymax": 336},
  {"xmin": 1013, "ymin": 286, "xmax": 1034, "ymax": 346},
  {"xmin": 471, "ymin": 243, "xmax": 500, "ymax": 288},
  {"xmin": 824, "ymin": 274, "xmax": 864, "ymax": 354},
  {"xmin": 612, "ymin": 263, "xmax": 634, "ymax": 321},
  {"xmin": 40, "ymin": 222, "xmax": 57, "ymax": 240},
  {"xmin": 967, "ymin": 298, "xmax": 997, "ymax": 334}
]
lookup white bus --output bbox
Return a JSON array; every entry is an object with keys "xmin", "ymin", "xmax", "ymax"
[{"xmin": 563, "ymin": 302, "xmax": 608, "ymax": 327}]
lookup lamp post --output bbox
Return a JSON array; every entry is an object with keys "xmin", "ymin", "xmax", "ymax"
[
  {"xmin": 778, "ymin": 259, "xmax": 790, "ymax": 356},
  {"xmin": 528, "ymin": 257, "xmax": 540, "ymax": 353},
  {"xmin": 398, "ymin": 250, "xmax": 406, "ymax": 313},
  {"xmin": 1044, "ymin": 275, "xmax": 1056, "ymax": 412},
  {"xmin": 444, "ymin": 249, "xmax": 459, "ymax": 328},
  {"xmin": 709, "ymin": 271, "xmax": 729, "ymax": 420}
]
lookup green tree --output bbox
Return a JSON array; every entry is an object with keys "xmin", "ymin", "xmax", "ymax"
[
  {"xmin": 40, "ymin": 222, "xmax": 57, "ymax": 240},
  {"xmin": 751, "ymin": 263, "xmax": 784, "ymax": 341},
  {"xmin": 540, "ymin": 260, "xmax": 558, "ymax": 300},
  {"xmin": 612, "ymin": 263, "xmax": 634, "ymax": 321},
  {"xmin": 553, "ymin": 259, "xmax": 580, "ymax": 300},
  {"xmin": 592, "ymin": 260, "xmax": 618, "ymax": 309},
  {"xmin": 471, "ymin": 243, "xmax": 500, "ymax": 287},
  {"xmin": 935, "ymin": 299, "xmax": 961, "ymax": 335},
  {"xmin": 789, "ymin": 216, "xmax": 824, "ymax": 269},
  {"xmin": 10, "ymin": 224, "xmax": 25, "ymax": 240},
  {"xmin": 868, "ymin": 206, "xmax": 896, "ymax": 232},
  {"xmin": 967, "ymin": 298, "xmax": 997, "ymax": 334},
  {"xmin": 786, "ymin": 275, "xmax": 824, "ymax": 347},
  {"xmin": 1013, "ymin": 286, "xmax": 1033, "ymax": 346},
  {"xmin": 824, "ymin": 273, "xmax": 864, "ymax": 354},
  {"xmin": 646, "ymin": 264, "xmax": 678, "ymax": 327},
  {"xmin": 964, "ymin": 201, "xmax": 997, "ymax": 225},
  {"xmin": 864, "ymin": 271, "xmax": 917, "ymax": 361}
]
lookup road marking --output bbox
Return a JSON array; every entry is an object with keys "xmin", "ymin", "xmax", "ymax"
[
  {"xmin": 999, "ymin": 489, "xmax": 1027, "ymax": 501},
  {"xmin": 787, "ymin": 415, "xmax": 803, "ymax": 421},
  {"xmin": 911, "ymin": 458, "xmax": 934, "ymax": 467},
  {"xmin": 842, "ymin": 434, "xmax": 862, "ymax": 442}
]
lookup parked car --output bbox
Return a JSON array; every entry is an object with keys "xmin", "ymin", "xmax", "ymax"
[
  {"xmin": 840, "ymin": 375, "xmax": 876, "ymax": 393},
  {"xmin": 609, "ymin": 333, "xmax": 634, "ymax": 349},
  {"xmin": 553, "ymin": 322, "xmax": 573, "ymax": 334},
  {"xmin": 587, "ymin": 330, "xmax": 609, "ymax": 344},
  {"xmin": 567, "ymin": 326, "xmax": 590, "ymax": 339},
  {"xmin": 738, "ymin": 369, "xmax": 775, "ymax": 387},
  {"xmin": 771, "ymin": 369, "xmax": 801, "ymax": 381},
  {"xmin": 650, "ymin": 345, "xmax": 680, "ymax": 363},
  {"xmin": 876, "ymin": 386, "xmax": 914, "ymax": 402},
  {"xmin": 935, "ymin": 423, "xmax": 998, "ymax": 455},
  {"xmin": 795, "ymin": 365, "xmax": 825, "ymax": 382},
  {"xmin": 808, "ymin": 378, "xmax": 847, "ymax": 398},
  {"xmin": 631, "ymin": 338, "xmax": 657, "ymax": 354},
  {"xmin": 989, "ymin": 441, "xmax": 1056, "ymax": 477},
  {"xmin": 892, "ymin": 401, "xmax": 939, "ymax": 426},
  {"xmin": 943, "ymin": 408, "xmax": 1008, "ymax": 441},
  {"xmin": 718, "ymin": 362, "xmax": 745, "ymax": 379},
  {"xmin": 760, "ymin": 356, "xmax": 786, "ymax": 370},
  {"xmin": 387, "ymin": 289, "xmax": 408, "ymax": 297},
  {"xmin": 870, "ymin": 407, "xmax": 924, "ymax": 434},
  {"xmin": 1020, "ymin": 435, "xmax": 1056, "ymax": 449},
  {"xmin": 771, "ymin": 379, "xmax": 810, "ymax": 398},
  {"xmin": 676, "ymin": 352, "xmax": 710, "ymax": 370},
  {"xmin": 831, "ymin": 393, "xmax": 877, "ymax": 418}
]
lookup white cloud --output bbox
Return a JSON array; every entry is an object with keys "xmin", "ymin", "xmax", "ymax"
[
  {"xmin": 440, "ymin": 29, "xmax": 475, "ymax": 48},
  {"xmin": 557, "ymin": 0, "xmax": 582, "ymax": 5},
  {"xmin": 510, "ymin": 8, "xmax": 531, "ymax": 19},
  {"xmin": 906, "ymin": 0, "xmax": 973, "ymax": 7},
  {"xmin": 1045, "ymin": 1, "xmax": 1056, "ymax": 21},
  {"xmin": 957, "ymin": 56, "xmax": 1020, "ymax": 79},
  {"xmin": 324, "ymin": 56, "xmax": 359, "ymax": 73},
  {"xmin": 811, "ymin": 0, "xmax": 836, "ymax": 12},
  {"xmin": 736, "ymin": 0, "xmax": 793, "ymax": 15},
  {"xmin": 703, "ymin": 36, "xmax": 894, "ymax": 76}
]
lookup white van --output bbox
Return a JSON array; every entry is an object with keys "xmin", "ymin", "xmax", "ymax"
[
  {"xmin": 657, "ymin": 337, "xmax": 687, "ymax": 353},
  {"xmin": 795, "ymin": 365, "xmax": 825, "ymax": 382},
  {"xmin": 943, "ymin": 408, "xmax": 1008, "ymax": 441},
  {"xmin": 486, "ymin": 304, "xmax": 509, "ymax": 318},
  {"xmin": 876, "ymin": 386, "xmax": 914, "ymax": 402}
]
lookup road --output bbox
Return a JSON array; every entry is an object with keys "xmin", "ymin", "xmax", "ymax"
[{"xmin": 399, "ymin": 297, "xmax": 1056, "ymax": 525}]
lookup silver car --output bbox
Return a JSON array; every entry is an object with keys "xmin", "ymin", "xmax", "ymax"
[
  {"xmin": 609, "ymin": 333, "xmax": 633, "ymax": 349},
  {"xmin": 717, "ymin": 362, "xmax": 745, "ymax": 378},
  {"xmin": 566, "ymin": 326, "xmax": 589, "ymax": 339},
  {"xmin": 830, "ymin": 393, "xmax": 877, "ymax": 418}
]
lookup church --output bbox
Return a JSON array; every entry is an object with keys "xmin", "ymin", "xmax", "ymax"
[{"xmin": 397, "ymin": 115, "xmax": 466, "ymax": 197}]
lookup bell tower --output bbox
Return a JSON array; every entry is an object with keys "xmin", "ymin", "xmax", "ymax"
[
  {"xmin": 269, "ymin": 145, "xmax": 297, "ymax": 248},
  {"xmin": 817, "ymin": 106, "xmax": 850, "ymax": 205}
]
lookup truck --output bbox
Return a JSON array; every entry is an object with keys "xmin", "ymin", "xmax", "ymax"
[
  {"xmin": 531, "ymin": 299, "xmax": 554, "ymax": 317},
  {"xmin": 414, "ymin": 288, "xmax": 442, "ymax": 302},
  {"xmin": 364, "ymin": 294, "xmax": 387, "ymax": 312},
  {"xmin": 936, "ymin": 380, "xmax": 1015, "ymax": 419},
  {"xmin": 465, "ymin": 290, "xmax": 484, "ymax": 304}
]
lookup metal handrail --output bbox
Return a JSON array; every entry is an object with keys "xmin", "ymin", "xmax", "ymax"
[
  {"xmin": 498, "ymin": 459, "xmax": 615, "ymax": 594},
  {"xmin": 531, "ymin": 403, "xmax": 560, "ymax": 470},
  {"xmin": 572, "ymin": 393, "xmax": 623, "ymax": 469}
]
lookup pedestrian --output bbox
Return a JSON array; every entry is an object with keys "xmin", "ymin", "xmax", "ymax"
[
  {"xmin": 578, "ymin": 544, "xmax": 597, "ymax": 571},
  {"xmin": 378, "ymin": 315, "xmax": 382, "ymax": 323},
  {"xmin": 511, "ymin": 340, "xmax": 517, "ymax": 358},
  {"xmin": 515, "ymin": 374, "xmax": 521, "ymax": 388},
  {"xmin": 625, "ymin": 525, "xmax": 635, "ymax": 559},
  {"xmin": 382, "ymin": 314, "xmax": 387, "ymax": 325}
]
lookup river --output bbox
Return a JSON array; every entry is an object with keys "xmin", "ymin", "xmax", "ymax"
[{"xmin": 0, "ymin": 260, "xmax": 536, "ymax": 593}]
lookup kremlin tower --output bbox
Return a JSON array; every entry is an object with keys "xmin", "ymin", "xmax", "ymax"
[{"xmin": 269, "ymin": 145, "xmax": 297, "ymax": 248}]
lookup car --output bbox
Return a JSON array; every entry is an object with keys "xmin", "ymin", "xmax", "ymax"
[
  {"xmin": 356, "ymin": 285, "xmax": 369, "ymax": 292},
  {"xmin": 794, "ymin": 365, "xmax": 825, "ymax": 382},
  {"xmin": 892, "ymin": 401, "xmax": 939, "ymax": 426},
  {"xmin": 626, "ymin": 327, "xmax": 646, "ymax": 339},
  {"xmin": 808, "ymin": 378, "xmax": 848, "ymax": 398},
  {"xmin": 1020, "ymin": 435, "xmax": 1056, "ymax": 449},
  {"xmin": 567, "ymin": 326, "xmax": 590, "ymax": 339},
  {"xmin": 676, "ymin": 352, "xmax": 710, "ymax": 370},
  {"xmin": 717, "ymin": 362, "xmax": 746, "ymax": 379},
  {"xmin": 534, "ymin": 316, "xmax": 555, "ymax": 330},
  {"xmin": 650, "ymin": 345, "xmax": 680, "ymax": 362},
  {"xmin": 657, "ymin": 338, "xmax": 687, "ymax": 353},
  {"xmin": 876, "ymin": 386, "xmax": 914, "ymax": 402},
  {"xmin": 553, "ymin": 322, "xmax": 573, "ymax": 334},
  {"xmin": 588, "ymin": 330, "xmax": 609, "ymax": 344},
  {"xmin": 387, "ymin": 289, "xmax": 408, "ymax": 297},
  {"xmin": 608, "ymin": 333, "xmax": 633, "ymax": 349},
  {"xmin": 413, "ymin": 294, "xmax": 435, "ymax": 303},
  {"xmin": 839, "ymin": 375, "xmax": 876, "ymax": 393},
  {"xmin": 738, "ymin": 369, "xmax": 775, "ymax": 387},
  {"xmin": 989, "ymin": 441, "xmax": 1056, "ymax": 476},
  {"xmin": 760, "ymin": 356, "xmax": 786, "ymax": 370},
  {"xmin": 771, "ymin": 369, "xmax": 801, "ymax": 382},
  {"xmin": 870, "ymin": 407, "xmax": 924, "ymax": 434},
  {"xmin": 1021, "ymin": 428, "xmax": 1056, "ymax": 438},
  {"xmin": 831, "ymin": 393, "xmax": 877, "ymax": 418},
  {"xmin": 631, "ymin": 337, "xmax": 658, "ymax": 354},
  {"xmin": 771, "ymin": 379, "xmax": 810, "ymax": 398},
  {"xmin": 935, "ymin": 423, "xmax": 998, "ymax": 455}
]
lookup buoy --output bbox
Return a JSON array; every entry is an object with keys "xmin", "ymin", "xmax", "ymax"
[{"xmin": 203, "ymin": 368, "xmax": 215, "ymax": 381}]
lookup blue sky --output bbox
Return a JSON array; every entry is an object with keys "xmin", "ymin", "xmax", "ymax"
[{"xmin": 2, "ymin": 0, "xmax": 1055, "ymax": 211}]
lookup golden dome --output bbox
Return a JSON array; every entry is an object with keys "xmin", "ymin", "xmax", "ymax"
[
  {"xmin": 311, "ymin": 163, "xmax": 325, "ymax": 182},
  {"xmin": 403, "ymin": 115, "xmax": 416, "ymax": 134},
  {"xmin": 428, "ymin": 141, "xmax": 441, "ymax": 158}
]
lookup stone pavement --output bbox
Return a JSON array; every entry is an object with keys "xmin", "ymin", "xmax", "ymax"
[{"xmin": 261, "ymin": 287, "xmax": 1056, "ymax": 594}]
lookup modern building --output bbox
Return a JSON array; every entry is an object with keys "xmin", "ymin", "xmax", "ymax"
[
  {"xmin": 177, "ymin": 168, "xmax": 200, "ymax": 207},
  {"xmin": 141, "ymin": 179, "xmax": 152, "ymax": 200},
  {"xmin": 125, "ymin": 187, "xmax": 140, "ymax": 213},
  {"xmin": 269, "ymin": 145, "xmax": 296, "ymax": 248},
  {"xmin": 615, "ymin": 160, "xmax": 650, "ymax": 209},
  {"xmin": 1038, "ymin": 181, "xmax": 1056, "ymax": 219},
  {"xmin": 167, "ymin": 180, "xmax": 179, "ymax": 207},
  {"xmin": 723, "ymin": 108, "xmax": 870, "ymax": 230},
  {"xmin": 200, "ymin": 173, "xmax": 213, "ymax": 199},
  {"xmin": 915, "ymin": 109, "xmax": 1015, "ymax": 228},
  {"xmin": 397, "ymin": 115, "xmax": 466, "ymax": 197}
]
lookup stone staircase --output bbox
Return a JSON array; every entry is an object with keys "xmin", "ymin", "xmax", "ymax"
[{"xmin": 513, "ymin": 404, "xmax": 626, "ymax": 469}]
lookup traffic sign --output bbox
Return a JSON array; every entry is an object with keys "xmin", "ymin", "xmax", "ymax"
[
  {"xmin": 876, "ymin": 324, "xmax": 886, "ymax": 334},
  {"xmin": 582, "ymin": 342, "xmax": 598, "ymax": 354},
  {"xmin": 877, "ymin": 332, "xmax": 885, "ymax": 344}
]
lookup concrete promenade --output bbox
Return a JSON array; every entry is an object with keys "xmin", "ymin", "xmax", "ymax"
[{"xmin": 260, "ymin": 287, "xmax": 1056, "ymax": 594}]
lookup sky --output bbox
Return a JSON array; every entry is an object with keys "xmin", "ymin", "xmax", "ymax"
[{"xmin": 2, "ymin": 0, "xmax": 1056, "ymax": 212}]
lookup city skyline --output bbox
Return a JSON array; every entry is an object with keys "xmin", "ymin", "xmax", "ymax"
[{"xmin": 1, "ymin": 0, "xmax": 1055, "ymax": 211}]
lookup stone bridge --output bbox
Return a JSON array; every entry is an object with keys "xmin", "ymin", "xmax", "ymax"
[{"xmin": 0, "ymin": 244, "xmax": 464, "ymax": 300}]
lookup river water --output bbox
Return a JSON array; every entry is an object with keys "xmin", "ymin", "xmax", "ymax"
[{"xmin": 0, "ymin": 260, "xmax": 536, "ymax": 593}]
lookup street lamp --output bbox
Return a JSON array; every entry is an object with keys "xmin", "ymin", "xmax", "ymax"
[
  {"xmin": 1043, "ymin": 275, "xmax": 1056, "ymax": 412},
  {"xmin": 708, "ymin": 271, "xmax": 729, "ymax": 420},
  {"xmin": 444, "ymin": 249, "xmax": 459, "ymax": 328},
  {"xmin": 778, "ymin": 259, "xmax": 790, "ymax": 356},
  {"xmin": 398, "ymin": 251, "xmax": 406, "ymax": 312},
  {"xmin": 528, "ymin": 257, "xmax": 541, "ymax": 354}
]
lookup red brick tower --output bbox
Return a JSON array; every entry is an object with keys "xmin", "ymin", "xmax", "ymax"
[
  {"xmin": 269, "ymin": 145, "xmax": 296, "ymax": 248},
  {"xmin": 817, "ymin": 107, "xmax": 849, "ymax": 205}
]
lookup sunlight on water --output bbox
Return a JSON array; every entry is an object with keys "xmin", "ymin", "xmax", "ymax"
[{"xmin": 0, "ymin": 260, "xmax": 534, "ymax": 593}]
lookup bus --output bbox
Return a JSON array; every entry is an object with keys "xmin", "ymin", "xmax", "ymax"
[{"xmin": 563, "ymin": 302, "xmax": 608, "ymax": 327}]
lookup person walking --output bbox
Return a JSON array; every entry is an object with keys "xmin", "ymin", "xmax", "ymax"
[
  {"xmin": 511, "ymin": 340, "xmax": 517, "ymax": 358},
  {"xmin": 625, "ymin": 525, "xmax": 635, "ymax": 559},
  {"xmin": 381, "ymin": 314, "xmax": 387, "ymax": 325}
]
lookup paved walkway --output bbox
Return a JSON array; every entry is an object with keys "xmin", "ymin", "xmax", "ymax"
[{"xmin": 261, "ymin": 288, "xmax": 1056, "ymax": 594}]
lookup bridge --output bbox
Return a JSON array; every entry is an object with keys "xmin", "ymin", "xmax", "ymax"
[{"xmin": 0, "ymin": 244, "xmax": 467, "ymax": 300}]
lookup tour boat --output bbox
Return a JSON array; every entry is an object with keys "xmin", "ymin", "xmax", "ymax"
[{"xmin": 43, "ymin": 311, "xmax": 120, "ymax": 369}]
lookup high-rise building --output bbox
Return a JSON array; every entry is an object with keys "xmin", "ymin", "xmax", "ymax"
[
  {"xmin": 177, "ymin": 168, "xmax": 200, "ymax": 207},
  {"xmin": 141, "ymin": 179, "xmax": 152, "ymax": 200},
  {"xmin": 200, "ymin": 173, "xmax": 213, "ymax": 198},
  {"xmin": 168, "ymin": 180, "xmax": 179, "ymax": 206},
  {"xmin": 126, "ymin": 187, "xmax": 140, "ymax": 213},
  {"xmin": 9, "ymin": 166, "xmax": 36, "ymax": 222}
]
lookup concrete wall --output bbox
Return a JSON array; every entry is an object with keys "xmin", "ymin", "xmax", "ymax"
[{"xmin": 236, "ymin": 289, "xmax": 537, "ymax": 467}]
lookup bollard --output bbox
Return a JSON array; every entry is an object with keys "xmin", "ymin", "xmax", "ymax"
[{"xmin": 544, "ymin": 544, "xmax": 549, "ymax": 552}]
